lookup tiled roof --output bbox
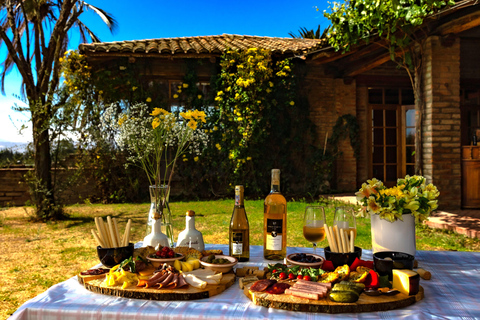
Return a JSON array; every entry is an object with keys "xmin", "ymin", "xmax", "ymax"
[{"xmin": 79, "ymin": 34, "xmax": 326, "ymax": 57}]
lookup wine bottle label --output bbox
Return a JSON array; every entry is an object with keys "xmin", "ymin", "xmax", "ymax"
[
  {"xmin": 232, "ymin": 243, "xmax": 243, "ymax": 255},
  {"xmin": 266, "ymin": 219, "xmax": 283, "ymax": 250}
]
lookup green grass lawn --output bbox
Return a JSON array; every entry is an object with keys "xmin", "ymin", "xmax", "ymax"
[{"xmin": 1, "ymin": 198, "xmax": 480, "ymax": 320}]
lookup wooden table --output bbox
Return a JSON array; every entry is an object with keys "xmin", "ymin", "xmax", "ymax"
[{"xmin": 10, "ymin": 244, "xmax": 480, "ymax": 320}]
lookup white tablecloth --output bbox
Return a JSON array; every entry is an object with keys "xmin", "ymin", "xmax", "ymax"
[{"xmin": 10, "ymin": 244, "xmax": 480, "ymax": 320}]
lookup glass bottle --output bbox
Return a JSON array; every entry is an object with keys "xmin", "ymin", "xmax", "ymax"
[
  {"xmin": 176, "ymin": 210, "xmax": 205, "ymax": 251},
  {"xmin": 229, "ymin": 185, "xmax": 250, "ymax": 262},
  {"xmin": 263, "ymin": 169, "xmax": 287, "ymax": 260}
]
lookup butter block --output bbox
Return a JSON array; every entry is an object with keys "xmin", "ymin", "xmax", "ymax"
[{"xmin": 392, "ymin": 269, "xmax": 420, "ymax": 296}]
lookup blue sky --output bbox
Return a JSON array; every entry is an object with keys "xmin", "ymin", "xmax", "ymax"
[{"xmin": 0, "ymin": 0, "xmax": 330, "ymax": 144}]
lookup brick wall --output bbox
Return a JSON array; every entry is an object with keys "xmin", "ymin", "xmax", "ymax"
[
  {"xmin": 422, "ymin": 36, "xmax": 462, "ymax": 209},
  {"xmin": 303, "ymin": 64, "xmax": 357, "ymax": 192}
]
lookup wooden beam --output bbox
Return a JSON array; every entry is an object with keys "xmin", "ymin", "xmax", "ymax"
[
  {"xmin": 435, "ymin": 9, "xmax": 480, "ymax": 35},
  {"xmin": 343, "ymin": 52, "xmax": 392, "ymax": 77}
]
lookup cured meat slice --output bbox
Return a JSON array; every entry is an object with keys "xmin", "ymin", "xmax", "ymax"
[
  {"xmin": 296, "ymin": 279, "xmax": 332, "ymax": 289},
  {"xmin": 146, "ymin": 273, "xmax": 168, "ymax": 287},
  {"xmin": 293, "ymin": 283, "xmax": 328, "ymax": 294},
  {"xmin": 167, "ymin": 274, "xmax": 179, "ymax": 288},
  {"xmin": 249, "ymin": 279, "xmax": 277, "ymax": 292},
  {"xmin": 158, "ymin": 273, "xmax": 175, "ymax": 288},
  {"xmin": 177, "ymin": 274, "xmax": 188, "ymax": 288},
  {"xmin": 285, "ymin": 288, "xmax": 321, "ymax": 300},
  {"xmin": 265, "ymin": 282, "xmax": 291, "ymax": 294}
]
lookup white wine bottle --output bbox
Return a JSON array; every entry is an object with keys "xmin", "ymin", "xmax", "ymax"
[
  {"xmin": 263, "ymin": 169, "xmax": 287, "ymax": 260},
  {"xmin": 229, "ymin": 185, "xmax": 250, "ymax": 262}
]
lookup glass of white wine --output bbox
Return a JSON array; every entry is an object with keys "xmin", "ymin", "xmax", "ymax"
[
  {"xmin": 333, "ymin": 206, "xmax": 357, "ymax": 249},
  {"xmin": 303, "ymin": 206, "xmax": 326, "ymax": 254}
]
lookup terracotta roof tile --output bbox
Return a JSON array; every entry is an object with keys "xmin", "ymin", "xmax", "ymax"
[{"xmin": 79, "ymin": 34, "xmax": 326, "ymax": 57}]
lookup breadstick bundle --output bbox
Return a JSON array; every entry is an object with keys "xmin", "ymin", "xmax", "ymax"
[
  {"xmin": 91, "ymin": 216, "xmax": 132, "ymax": 248},
  {"xmin": 325, "ymin": 224, "xmax": 356, "ymax": 253}
]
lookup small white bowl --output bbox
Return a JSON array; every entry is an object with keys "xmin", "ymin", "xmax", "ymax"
[
  {"xmin": 286, "ymin": 253, "xmax": 325, "ymax": 269},
  {"xmin": 200, "ymin": 255, "xmax": 237, "ymax": 273},
  {"xmin": 147, "ymin": 253, "xmax": 184, "ymax": 268}
]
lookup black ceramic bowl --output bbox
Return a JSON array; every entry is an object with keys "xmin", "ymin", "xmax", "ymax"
[
  {"xmin": 97, "ymin": 243, "xmax": 134, "ymax": 268},
  {"xmin": 324, "ymin": 246, "xmax": 362, "ymax": 269},
  {"xmin": 373, "ymin": 251, "xmax": 415, "ymax": 280}
]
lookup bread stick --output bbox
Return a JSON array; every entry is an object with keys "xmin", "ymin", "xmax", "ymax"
[
  {"xmin": 91, "ymin": 229, "xmax": 105, "ymax": 247},
  {"xmin": 325, "ymin": 224, "xmax": 334, "ymax": 252},
  {"xmin": 350, "ymin": 230, "xmax": 355, "ymax": 253},
  {"xmin": 123, "ymin": 219, "xmax": 132, "ymax": 246},
  {"xmin": 113, "ymin": 218, "xmax": 121, "ymax": 247},
  {"xmin": 107, "ymin": 216, "xmax": 118, "ymax": 247}
]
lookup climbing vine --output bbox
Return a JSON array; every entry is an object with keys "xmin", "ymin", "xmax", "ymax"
[{"xmin": 328, "ymin": 114, "xmax": 361, "ymax": 159}]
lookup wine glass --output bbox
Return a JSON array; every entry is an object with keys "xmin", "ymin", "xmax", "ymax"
[
  {"xmin": 303, "ymin": 206, "xmax": 326, "ymax": 254},
  {"xmin": 333, "ymin": 206, "xmax": 357, "ymax": 252}
]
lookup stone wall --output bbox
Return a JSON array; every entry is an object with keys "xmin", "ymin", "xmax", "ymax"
[{"xmin": 422, "ymin": 35, "xmax": 462, "ymax": 209}]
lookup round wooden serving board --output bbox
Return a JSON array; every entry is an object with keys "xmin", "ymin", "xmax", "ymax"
[
  {"xmin": 78, "ymin": 273, "xmax": 235, "ymax": 301},
  {"xmin": 244, "ymin": 284, "xmax": 424, "ymax": 314}
]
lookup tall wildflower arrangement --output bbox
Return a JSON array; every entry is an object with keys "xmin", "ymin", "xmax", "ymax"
[{"xmin": 101, "ymin": 103, "xmax": 208, "ymax": 242}]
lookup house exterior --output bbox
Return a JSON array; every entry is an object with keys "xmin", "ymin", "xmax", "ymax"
[{"xmin": 79, "ymin": 1, "xmax": 480, "ymax": 210}]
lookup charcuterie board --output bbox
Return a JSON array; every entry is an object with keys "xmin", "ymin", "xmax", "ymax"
[
  {"xmin": 78, "ymin": 273, "xmax": 235, "ymax": 301},
  {"xmin": 244, "ymin": 283, "xmax": 424, "ymax": 314}
]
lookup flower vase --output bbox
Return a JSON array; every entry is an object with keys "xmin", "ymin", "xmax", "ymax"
[
  {"xmin": 370, "ymin": 213, "xmax": 416, "ymax": 256},
  {"xmin": 143, "ymin": 185, "xmax": 174, "ymax": 247}
]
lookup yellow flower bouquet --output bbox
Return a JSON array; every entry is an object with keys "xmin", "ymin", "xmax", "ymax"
[{"xmin": 355, "ymin": 175, "xmax": 439, "ymax": 223}]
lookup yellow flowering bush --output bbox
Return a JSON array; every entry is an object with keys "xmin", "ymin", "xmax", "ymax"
[{"xmin": 356, "ymin": 175, "xmax": 439, "ymax": 223}]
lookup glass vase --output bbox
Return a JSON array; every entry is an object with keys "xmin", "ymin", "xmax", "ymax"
[{"xmin": 143, "ymin": 185, "xmax": 174, "ymax": 247}]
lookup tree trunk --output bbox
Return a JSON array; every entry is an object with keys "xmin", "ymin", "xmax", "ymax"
[
  {"xmin": 414, "ymin": 66, "xmax": 424, "ymax": 176},
  {"xmin": 31, "ymin": 103, "xmax": 60, "ymax": 220}
]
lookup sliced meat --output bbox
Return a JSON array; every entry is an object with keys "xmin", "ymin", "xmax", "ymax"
[
  {"xmin": 147, "ymin": 270, "xmax": 166, "ymax": 282},
  {"xmin": 285, "ymin": 288, "xmax": 321, "ymax": 300},
  {"xmin": 167, "ymin": 274, "xmax": 179, "ymax": 288},
  {"xmin": 294, "ymin": 283, "xmax": 328, "ymax": 293},
  {"xmin": 296, "ymin": 279, "xmax": 332, "ymax": 289},
  {"xmin": 158, "ymin": 273, "xmax": 175, "ymax": 288},
  {"xmin": 265, "ymin": 282, "xmax": 291, "ymax": 294},
  {"xmin": 146, "ymin": 273, "xmax": 168, "ymax": 287},
  {"xmin": 177, "ymin": 274, "xmax": 188, "ymax": 288},
  {"xmin": 249, "ymin": 279, "xmax": 277, "ymax": 292}
]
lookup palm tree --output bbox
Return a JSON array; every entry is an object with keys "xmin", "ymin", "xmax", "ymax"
[
  {"xmin": 0, "ymin": 0, "xmax": 117, "ymax": 220},
  {"xmin": 288, "ymin": 25, "xmax": 330, "ymax": 39}
]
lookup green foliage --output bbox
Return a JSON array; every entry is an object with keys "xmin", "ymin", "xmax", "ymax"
[
  {"xmin": 329, "ymin": 114, "xmax": 361, "ymax": 159},
  {"xmin": 178, "ymin": 49, "xmax": 327, "ymax": 197},
  {"xmin": 324, "ymin": 0, "xmax": 455, "ymax": 70}
]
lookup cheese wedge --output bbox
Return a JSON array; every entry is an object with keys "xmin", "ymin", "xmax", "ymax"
[
  {"xmin": 184, "ymin": 274, "xmax": 207, "ymax": 289},
  {"xmin": 392, "ymin": 269, "xmax": 420, "ymax": 296}
]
